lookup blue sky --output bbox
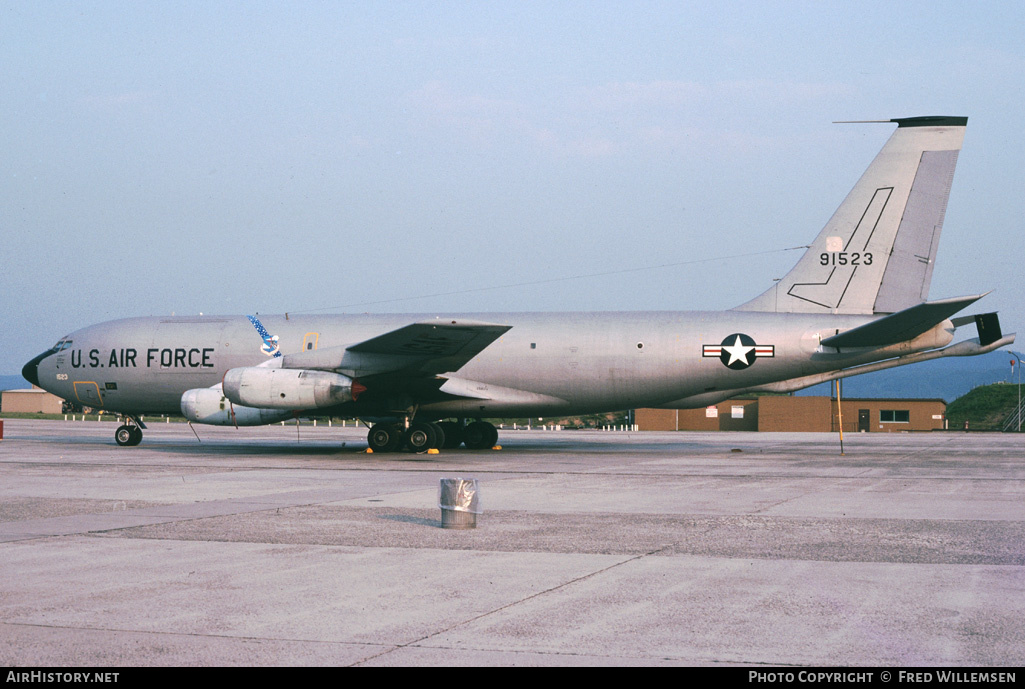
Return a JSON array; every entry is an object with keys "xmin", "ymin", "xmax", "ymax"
[{"xmin": 2, "ymin": 1, "xmax": 1023, "ymax": 375}]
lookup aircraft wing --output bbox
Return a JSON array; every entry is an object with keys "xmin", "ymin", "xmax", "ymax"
[
  {"xmin": 347, "ymin": 320, "xmax": 512, "ymax": 376},
  {"xmin": 820, "ymin": 294, "xmax": 985, "ymax": 348},
  {"xmin": 281, "ymin": 320, "xmax": 512, "ymax": 379}
]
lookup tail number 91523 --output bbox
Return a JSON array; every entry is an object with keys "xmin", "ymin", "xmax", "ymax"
[{"xmin": 820, "ymin": 252, "xmax": 873, "ymax": 266}]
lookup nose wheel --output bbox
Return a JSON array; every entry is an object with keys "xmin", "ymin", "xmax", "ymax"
[{"xmin": 114, "ymin": 417, "xmax": 146, "ymax": 446}]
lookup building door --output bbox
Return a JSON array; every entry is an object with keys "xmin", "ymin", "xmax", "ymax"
[{"xmin": 858, "ymin": 409, "xmax": 870, "ymax": 432}]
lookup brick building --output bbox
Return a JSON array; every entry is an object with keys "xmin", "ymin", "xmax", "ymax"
[
  {"xmin": 636, "ymin": 396, "xmax": 946, "ymax": 432},
  {"xmin": 1, "ymin": 386, "xmax": 65, "ymax": 414}
]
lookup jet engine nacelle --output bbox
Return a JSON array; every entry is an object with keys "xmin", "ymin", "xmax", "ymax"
[
  {"xmin": 181, "ymin": 387, "xmax": 293, "ymax": 426},
  {"xmin": 222, "ymin": 367, "xmax": 362, "ymax": 410}
]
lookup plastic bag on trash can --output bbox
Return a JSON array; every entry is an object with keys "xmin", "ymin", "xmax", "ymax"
[{"xmin": 438, "ymin": 478, "xmax": 481, "ymax": 514}]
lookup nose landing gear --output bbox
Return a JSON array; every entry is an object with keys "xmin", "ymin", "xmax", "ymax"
[{"xmin": 114, "ymin": 417, "xmax": 146, "ymax": 446}]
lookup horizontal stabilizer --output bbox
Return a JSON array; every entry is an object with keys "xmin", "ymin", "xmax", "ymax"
[
  {"xmin": 820, "ymin": 294, "xmax": 984, "ymax": 348},
  {"xmin": 743, "ymin": 332, "xmax": 1017, "ymax": 397}
]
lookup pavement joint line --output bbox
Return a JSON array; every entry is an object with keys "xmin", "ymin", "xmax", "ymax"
[
  {"xmin": 0, "ymin": 620, "xmax": 388, "ymax": 652},
  {"xmin": 0, "ymin": 620, "xmax": 744, "ymax": 666},
  {"xmin": 749, "ymin": 487, "xmax": 821, "ymax": 515},
  {"xmin": 0, "ymin": 487, "xmax": 420, "ymax": 541},
  {"xmin": 348, "ymin": 545, "xmax": 673, "ymax": 667},
  {"xmin": 5, "ymin": 457, "xmax": 1023, "ymax": 482}
]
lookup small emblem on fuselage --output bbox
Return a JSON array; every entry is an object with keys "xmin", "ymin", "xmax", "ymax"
[
  {"xmin": 702, "ymin": 333, "xmax": 774, "ymax": 370},
  {"xmin": 247, "ymin": 315, "xmax": 282, "ymax": 358}
]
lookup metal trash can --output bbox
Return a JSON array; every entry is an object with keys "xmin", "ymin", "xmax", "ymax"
[{"xmin": 439, "ymin": 478, "xmax": 481, "ymax": 529}]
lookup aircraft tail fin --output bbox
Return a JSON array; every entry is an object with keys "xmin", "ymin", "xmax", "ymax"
[{"xmin": 735, "ymin": 116, "xmax": 967, "ymax": 315}]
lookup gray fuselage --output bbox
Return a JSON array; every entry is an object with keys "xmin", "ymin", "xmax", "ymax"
[{"xmin": 27, "ymin": 310, "xmax": 938, "ymax": 419}]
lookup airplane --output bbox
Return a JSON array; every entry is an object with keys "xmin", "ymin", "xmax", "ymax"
[{"xmin": 22, "ymin": 115, "xmax": 1015, "ymax": 451}]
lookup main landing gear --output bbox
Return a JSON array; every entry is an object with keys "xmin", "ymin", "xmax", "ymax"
[
  {"xmin": 114, "ymin": 416, "xmax": 146, "ymax": 446},
  {"xmin": 366, "ymin": 419, "xmax": 498, "ymax": 453}
]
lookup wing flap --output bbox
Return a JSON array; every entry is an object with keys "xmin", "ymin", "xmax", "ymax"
[{"xmin": 437, "ymin": 376, "xmax": 570, "ymax": 406}]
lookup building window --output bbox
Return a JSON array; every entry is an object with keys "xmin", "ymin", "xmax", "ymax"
[{"xmin": 880, "ymin": 409, "xmax": 910, "ymax": 423}]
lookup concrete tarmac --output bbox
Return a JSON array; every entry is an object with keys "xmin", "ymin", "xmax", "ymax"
[{"xmin": 1, "ymin": 419, "xmax": 1023, "ymax": 666}]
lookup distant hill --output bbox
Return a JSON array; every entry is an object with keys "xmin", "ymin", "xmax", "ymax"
[
  {"xmin": 1, "ymin": 374, "xmax": 30, "ymax": 392},
  {"xmin": 796, "ymin": 351, "xmax": 1019, "ymax": 402}
]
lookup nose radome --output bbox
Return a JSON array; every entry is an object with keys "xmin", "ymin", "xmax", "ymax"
[{"xmin": 22, "ymin": 351, "xmax": 50, "ymax": 388}]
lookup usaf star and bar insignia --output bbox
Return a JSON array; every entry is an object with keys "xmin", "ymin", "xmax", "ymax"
[{"xmin": 703, "ymin": 333, "xmax": 774, "ymax": 370}]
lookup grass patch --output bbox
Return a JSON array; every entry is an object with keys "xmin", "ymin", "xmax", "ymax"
[{"xmin": 945, "ymin": 383, "xmax": 1021, "ymax": 430}]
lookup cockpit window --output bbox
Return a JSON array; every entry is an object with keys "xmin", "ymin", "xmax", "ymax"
[{"xmin": 52, "ymin": 339, "xmax": 73, "ymax": 352}]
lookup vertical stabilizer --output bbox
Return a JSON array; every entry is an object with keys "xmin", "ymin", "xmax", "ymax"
[{"xmin": 735, "ymin": 116, "xmax": 966, "ymax": 314}]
